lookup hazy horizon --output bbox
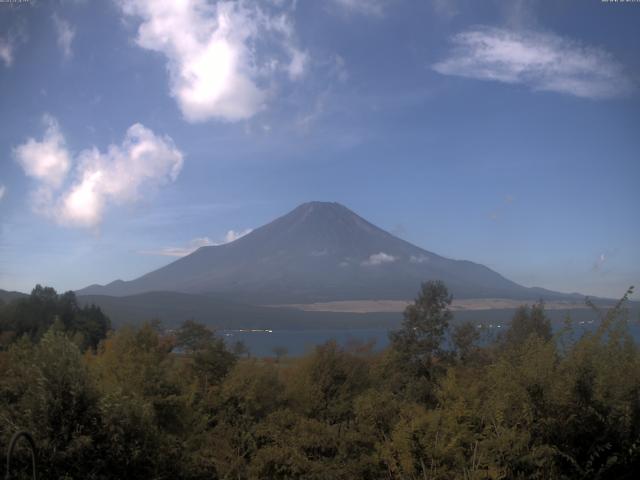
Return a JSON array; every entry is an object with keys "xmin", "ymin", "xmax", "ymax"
[{"xmin": 1, "ymin": 0, "xmax": 639, "ymax": 298}]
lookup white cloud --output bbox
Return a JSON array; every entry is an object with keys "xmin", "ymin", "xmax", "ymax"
[
  {"xmin": 332, "ymin": 0, "xmax": 385, "ymax": 16},
  {"xmin": 0, "ymin": 185, "xmax": 5, "ymax": 201},
  {"xmin": 142, "ymin": 228, "xmax": 253, "ymax": 257},
  {"xmin": 0, "ymin": 26, "xmax": 27, "ymax": 68},
  {"xmin": 53, "ymin": 14, "xmax": 76, "ymax": 60},
  {"xmin": 142, "ymin": 236, "xmax": 216, "ymax": 257},
  {"xmin": 59, "ymin": 124, "xmax": 183, "ymax": 227},
  {"xmin": 13, "ymin": 115, "xmax": 71, "ymax": 188},
  {"xmin": 433, "ymin": 27, "xmax": 634, "ymax": 99},
  {"xmin": 409, "ymin": 254, "xmax": 430, "ymax": 264},
  {"xmin": 593, "ymin": 253, "xmax": 607, "ymax": 271},
  {"xmin": 224, "ymin": 228, "xmax": 252, "ymax": 243},
  {"xmin": 362, "ymin": 252, "xmax": 396, "ymax": 266},
  {"xmin": 287, "ymin": 48, "xmax": 308, "ymax": 80},
  {"xmin": 14, "ymin": 116, "xmax": 184, "ymax": 228},
  {"xmin": 592, "ymin": 251, "xmax": 616, "ymax": 274},
  {"xmin": 117, "ymin": 0, "xmax": 306, "ymax": 122},
  {"xmin": 0, "ymin": 37, "xmax": 14, "ymax": 67}
]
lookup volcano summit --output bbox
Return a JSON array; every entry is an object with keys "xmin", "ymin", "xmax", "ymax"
[{"xmin": 77, "ymin": 202, "xmax": 579, "ymax": 304}]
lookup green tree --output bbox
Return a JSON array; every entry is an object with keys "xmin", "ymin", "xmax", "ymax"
[
  {"xmin": 0, "ymin": 286, "xmax": 110, "ymax": 350},
  {"xmin": 451, "ymin": 321, "xmax": 481, "ymax": 363},
  {"xmin": 502, "ymin": 301, "xmax": 552, "ymax": 348},
  {"xmin": 386, "ymin": 280, "xmax": 453, "ymax": 403},
  {"xmin": 175, "ymin": 318, "xmax": 215, "ymax": 352},
  {"xmin": 175, "ymin": 319, "xmax": 236, "ymax": 394},
  {"xmin": 288, "ymin": 341, "xmax": 370, "ymax": 424},
  {"xmin": 390, "ymin": 280, "xmax": 453, "ymax": 358},
  {"xmin": 87, "ymin": 322, "xmax": 191, "ymax": 478},
  {"xmin": 0, "ymin": 328, "xmax": 102, "ymax": 479}
]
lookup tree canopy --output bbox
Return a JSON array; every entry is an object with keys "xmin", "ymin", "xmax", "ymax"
[
  {"xmin": 1, "ymin": 283, "xmax": 639, "ymax": 479},
  {"xmin": 0, "ymin": 285, "xmax": 110, "ymax": 350}
]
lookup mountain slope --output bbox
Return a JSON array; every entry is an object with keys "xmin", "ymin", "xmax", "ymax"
[
  {"xmin": 0, "ymin": 289, "xmax": 28, "ymax": 304},
  {"xmin": 77, "ymin": 201, "xmax": 580, "ymax": 303},
  {"xmin": 77, "ymin": 291, "xmax": 398, "ymax": 330}
]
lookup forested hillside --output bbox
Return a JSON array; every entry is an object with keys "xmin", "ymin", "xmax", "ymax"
[{"xmin": 1, "ymin": 283, "xmax": 638, "ymax": 479}]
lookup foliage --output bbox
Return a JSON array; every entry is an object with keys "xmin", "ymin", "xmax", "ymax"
[
  {"xmin": 451, "ymin": 321, "xmax": 481, "ymax": 363},
  {"xmin": 386, "ymin": 280, "xmax": 453, "ymax": 404},
  {"xmin": 0, "ymin": 285, "xmax": 110, "ymax": 351},
  {"xmin": 500, "ymin": 301, "xmax": 553, "ymax": 348},
  {"xmin": 1, "ymin": 284, "xmax": 639, "ymax": 479}
]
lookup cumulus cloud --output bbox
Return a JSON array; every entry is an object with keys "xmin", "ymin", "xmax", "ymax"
[
  {"xmin": 53, "ymin": 14, "xmax": 76, "ymax": 60},
  {"xmin": 332, "ymin": 0, "xmax": 385, "ymax": 16},
  {"xmin": 13, "ymin": 115, "xmax": 71, "ymax": 188},
  {"xmin": 143, "ymin": 228, "xmax": 253, "ymax": 257},
  {"xmin": 433, "ymin": 27, "xmax": 634, "ymax": 99},
  {"xmin": 0, "ymin": 36, "xmax": 14, "ymax": 67},
  {"xmin": 362, "ymin": 252, "xmax": 397, "ymax": 266},
  {"xmin": 0, "ymin": 185, "xmax": 5, "ymax": 201},
  {"xmin": 59, "ymin": 125, "xmax": 183, "ymax": 227},
  {"xmin": 117, "ymin": 0, "xmax": 307, "ymax": 122},
  {"xmin": 14, "ymin": 115, "xmax": 183, "ymax": 228}
]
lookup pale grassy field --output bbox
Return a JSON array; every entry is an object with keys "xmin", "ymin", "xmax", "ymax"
[{"xmin": 270, "ymin": 298, "xmax": 590, "ymax": 314}]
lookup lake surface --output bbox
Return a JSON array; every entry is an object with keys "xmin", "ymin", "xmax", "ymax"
[
  {"xmin": 221, "ymin": 320, "xmax": 640, "ymax": 357},
  {"xmin": 220, "ymin": 328, "xmax": 390, "ymax": 357}
]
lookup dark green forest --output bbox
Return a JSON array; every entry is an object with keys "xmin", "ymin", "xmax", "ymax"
[{"xmin": 1, "ymin": 282, "xmax": 639, "ymax": 479}]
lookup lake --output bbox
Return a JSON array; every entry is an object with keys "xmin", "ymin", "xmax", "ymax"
[{"xmin": 220, "ymin": 320, "xmax": 640, "ymax": 357}]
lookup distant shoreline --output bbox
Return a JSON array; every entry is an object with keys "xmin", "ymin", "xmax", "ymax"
[{"xmin": 267, "ymin": 298, "xmax": 595, "ymax": 314}]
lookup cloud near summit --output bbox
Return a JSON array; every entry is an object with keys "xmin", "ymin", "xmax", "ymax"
[
  {"xmin": 14, "ymin": 115, "xmax": 183, "ymax": 228},
  {"xmin": 362, "ymin": 252, "xmax": 396, "ymax": 266},
  {"xmin": 142, "ymin": 228, "xmax": 253, "ymax": 257},
  {"xmin": 117, "ymin": 0, "xmax": 307, "ymax": 123}
]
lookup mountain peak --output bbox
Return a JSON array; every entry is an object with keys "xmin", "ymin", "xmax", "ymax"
[
  {"xmin": 76, "ymin": 201, "xmax": 577, "ymax": 303},
  {"xmin": 297, "ymin": 201, "xmax": 344, "ymax": 209},
  {"xmin": 291, "ymin": 201, "xmax": 352, "ymax": 218},
  {"xmin": 262, "ymin": 200, "xmax": 382, "ymax": 244}
]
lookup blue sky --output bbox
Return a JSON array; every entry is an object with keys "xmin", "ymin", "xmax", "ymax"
[{"xmin": 0, "ymin": 0, "xmax": 638, "ymax": 298}]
